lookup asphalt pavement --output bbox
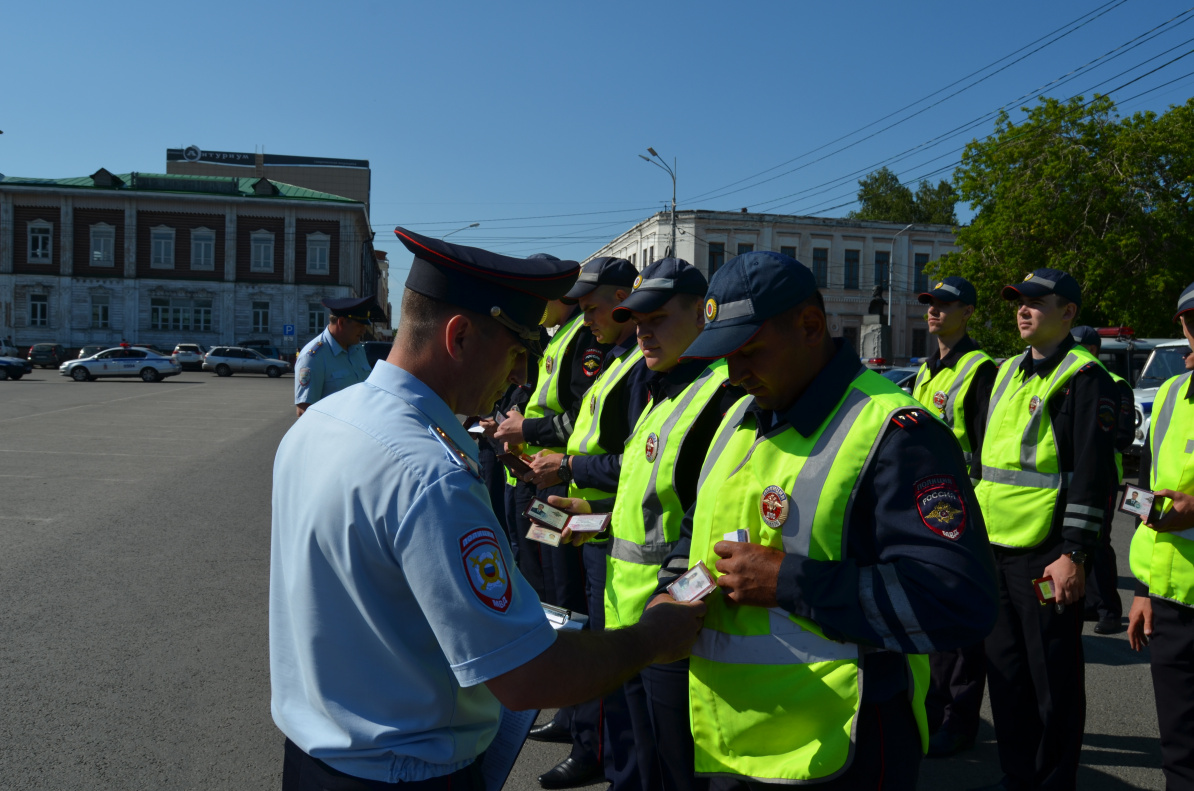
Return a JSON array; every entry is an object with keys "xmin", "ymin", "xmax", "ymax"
[{"xmin": 0, "ymin": 368, "xmax": 1168, "ymax": 789}]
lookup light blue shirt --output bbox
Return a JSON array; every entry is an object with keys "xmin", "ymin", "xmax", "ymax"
[
  {"xmin": 270, "ymin": 362, "xmax": 556, "ymax": 783},
  {"xmin": 294, "ymin": 327, "xmax": 372, "ymax": 406}
]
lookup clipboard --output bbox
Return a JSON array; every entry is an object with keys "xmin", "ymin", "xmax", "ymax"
[{"xmin": 481, "ymin": 706, "xmax": 539, "ymax": 791}]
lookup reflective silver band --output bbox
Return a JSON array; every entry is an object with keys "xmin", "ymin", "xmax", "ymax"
[
  {"xmin": 879, "ymin": 564, "xmax": 935, "ymax": 654},
  {"xmin": 1067, "ymin": 504, "xmax": 1104, "ymax": 518},
  {"xmin": 692, "ymin": 609, "xmax": 858, "ymax": 666},
  {"xmin": 711, "ymin": 298, "xmax": 755, "ymax": 322},
  {"xmin": 576, "ymin": 271, "xmax": 601, "ymax": 284},
  {"xmin": 1062, "ymin": 517, "xmax": 1101, "ymax": 531},
  {"xmin": 609, "ymin": 537, "xmax": 677, "ymax": 565},
  {"xmin": 980, "ymin": 466, "xmax": 1072, "ymax": 489},
  {"xmin": 1026, "ymin": 274, "xmax": 1057, "ymax": 287},
  {"xmin": 636, "ymin": 277, "xmax": 675, "ymax": 290},
  {"xmin": 936, "ymin": 283, "xmax": 961, "ymax": 296}
]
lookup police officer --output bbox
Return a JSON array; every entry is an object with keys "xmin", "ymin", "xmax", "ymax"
[
  {"xmin": 1127, "ymin": 282, "xmax": 1194, "ymax": 790},
  {"xmin": 294, "ymin": 296, "xmax": 377, "ymax": 417},
  {"xmin": 912, "ymin": 276, "xmax": 998, "ymax": 759},
  {"xmin": 269, "ymin": 228, "xmax": 706, "ymax": 790},
  {"xmin": 660, "ymin": 251, "xmax": 999, "ymax": 790},
  {"xmin": 974, "ymin": 269, "xmax": 1119, "ymax": 791},
  {"xmin": 1072, "ymin": 325, "xmax": 1134, "ymax": 635}
]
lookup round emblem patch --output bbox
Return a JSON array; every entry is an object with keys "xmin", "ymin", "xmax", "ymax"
[
  {"xmin": 914, "ymin": 475, "xmax": 967, "ymax": 541},
  {"xmin": 298, "ymin": 367, "xmax": 311, "ymax": 387},
  {"xmin": 705, "ymin": 298, "xmax": 718, "ymax": 322},
  {"xmin": 460, "ymin": 527, "xmax": 511, "ymax": 612},
  {"xmin": 1023, "ymin": 272, "xmax": 1034, "ymax": 282},
  {"xmin": 1028, "ymin": 395, "xmax": 1042, "ymax": 415},
  {"xmin": 633, "ymin": 275, "xmax": 643, "ymax": 289},
  {"xmin": 545, "ymin": 356, "xmax": 555, "ymax": 375},
  {"xmin": 645, "ymin": 432, "xmax": 659, "ymax": 462},
  {"xmin": 760, "ymin": 485, "xmax": 790, "ymax": 528},
  {"xmin": 933, "ymin": 391, "xmax": 947, "ymax": 412},
  {"xmin": 934, "ymin": 281, "xmax": 944, "ymax": 290},
  {"xmin": 590, "ymin": 395, "xmax": 597, "ymax": 415}
]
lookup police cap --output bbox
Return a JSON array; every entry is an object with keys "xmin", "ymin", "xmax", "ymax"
[
  {"xmin": 680, "ymin": 250, "xmax": 818, "ymax": 360},
  {"xmin": 1174, "ymin": 281, "xmax": 1194, "ymax": 321},
  {"xmin": 394, "ymin": 227, "xmax": 579, "ymax": 356},
  {"xmin": 612, "ymin": 257, "xmax": 708, "ymax": 323},
  {"xmin": 322, "ymin": 295, "xmax": 379, "ymax": 324},
  {"xmin": 918, "ymin": 276, "xmax": 976, "ymax": 307},
  {"xmin": 1071, "ymin": 325, "xmax": 1101, "ymax": 350},
  {"xmin": 1001, "ymin": 268, "xmax": 1082, "ymax": 309},
  {"xmin": 561, "ymin": 257, "xmax": 638, "ymax": 304}
]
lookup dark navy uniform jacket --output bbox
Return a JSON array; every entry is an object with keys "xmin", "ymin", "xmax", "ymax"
[
  {"xmin": 569, "ymin": 340, "xmax": 653, "ymax": 494},
  {"xmin": 521, "ymin": 320, "xmax": 611, "ymax": 449},
  {"xmin": 661, "ymin": 340, "xmax": 1000, "ymax": 703}
]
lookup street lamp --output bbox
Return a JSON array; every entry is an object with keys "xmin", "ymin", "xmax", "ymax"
[
  {"xmin": 442, "ymin": 222, "xmax": 480, "ymax": 239},
  {"xmin": 887, "ymin": 223, "xmax": 915, "ymax": 351},
  {"xmin": 639, "ymin": 148, "xmax": 677, "ymax": 259}
]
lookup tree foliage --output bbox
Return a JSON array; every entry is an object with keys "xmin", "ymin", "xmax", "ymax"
[
  {"xmin": 932, "ymin": 95, "xmax": 1194, "ymax": 356},
  {"xmin": 848, "ymin": 166, "xmax": 959, "ymax": 225}
]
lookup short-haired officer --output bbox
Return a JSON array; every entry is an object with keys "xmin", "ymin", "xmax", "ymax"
[
  {"xmin": 1128, "ymin": 282, "xmax": 1194, "ymax": 790},
  {"xmin": 912, "ymin": 276, "xmax": 998, "ymax": 759},
  {"xmin": 974, "ymin": 269, "xmax": 1119, "ymax": 791},
  {"xmin": 270, "ymin": 228, "xmax": 707, "ymax": 790},
  {"xmin": 294, "ymin": 296, "xmax": 377, "ymax": 417},
  {"xmin": 660, "ymin": 251, "xmax": 998, "ymax": 789},
  {"xmin": 1072, "ymin": 325, "xmax": 1135, "ymax": 635}
]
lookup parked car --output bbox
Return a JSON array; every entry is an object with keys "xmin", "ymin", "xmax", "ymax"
[
  {"xmin": 203, "ymin": 346, "xmax": 291, "ymax": 378},
  {"xmin": 237, "ymin": 340, "xmax": 284, "ymax": 361},
  {"xmin": 77, "ymin": 345, "xmax": 107, "ymax": 359},
  {"xmin": 171, "ymin": 343, "xmax": 208, "ymax": 371},
  {"xmin": 28, "ymin": 343, "xmax": 67, "ymax": 368},
  {"xmin": 1128, "ymin": 340, "xmax": 1189, "ymax": 456},
  {"xmin": 363, "ymin": 341, "xmax": 390, "ymax": 369},
  {"xmin": 60, "ymin": 347, "xmax": 182, "ymax": 382},
  {"xmin": 0, "ymin": 356, "xmax": 33, "ymax": 380},
  {"xmin": 0, "ymin": 339, "xmax": 19, "ymax": 357},
  {"xmin": 879, "ymin": 366, "xmax": 920, "ymax": 394}
]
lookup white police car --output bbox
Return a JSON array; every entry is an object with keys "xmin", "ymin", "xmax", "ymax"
[
  {"xmin": 1128, "ymin": 340, "xmax": 1190, "ymax": 455},
  {"xmin": 60, "ymin": 347, "xmax": 182, "ymax": 382}
]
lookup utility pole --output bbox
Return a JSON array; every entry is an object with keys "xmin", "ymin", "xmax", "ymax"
[{"xmin": 640, "ymin": 148, "xmax": 677, "ymax": 258}]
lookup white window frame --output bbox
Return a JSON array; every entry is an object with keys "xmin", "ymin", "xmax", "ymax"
[
  {"xmin": 191, "ymin": 227, "xmax": 216, "ymax": 271},
  {"xmin": 150, "ymin": 226, "xmax": 176, "ymax": 269},
  {"xmin": 89, "ymin": 223, "xmax": 116, "ymax": 267},
  {"xmin": 28, "ymin": 220, "xmax": 53, "ymax": 264},
  {"xmin": 91, "ymin": 294, "xmax": 110, "ymax": 329},
  {"xmin": 250, "ymin": 231, "xmax": 274, "ymax": 272},
  {"xmin": 306, "ymin": 232, "xmax": 330, "ymax": 275},
  {"xmin": 29, "ymin": 294, "xmax": 48, "ymax": 327},
  {"xmin": 252, "ymin": 300, "xmax": 270, "ymax": 334},
  {"xmin": 307, "ymin": 302, "xmax": 327, "ymax": 334}
]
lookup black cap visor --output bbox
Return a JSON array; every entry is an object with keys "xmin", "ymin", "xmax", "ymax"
[
  {"xmin": 611, "ymin": 289, "xmax": 676, "ymax": 323},
  {"xmin": 1001, "ymin": 282, "xmax": 1055, "ymax": 301},
  {"xmin": 679, "ymin": 322, "xmax": 762, "ymax": 361}
]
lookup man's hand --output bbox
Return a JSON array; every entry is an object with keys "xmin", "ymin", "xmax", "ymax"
[
  {"xmin": 713, "ymin": 541, "xmax": 784, "ymax": 608},
  {"xmin": 1127, "ymin": 595, "xmax": 1153, "ymax": 651},
  {"xmin": 1042, "ymin": 553, "xmax": 1086, "ymax": 606},
  {"xmin": 494, "ymin": 410, "xmax": 526, "ymax": 445},
  {"xmin": 635, "ymin": 597, "xmax": 707, "ymax": 665},
  {"xmin": 295, "ymin": 404, "xmax": 309, "ymax": 418},
  {"xmin": 1146, "ymin": 490, "xmax": 1194, "ymax": 533},
  {"xmin": 477, "ymin": 417, "xmax": 499, "ymax": 439},
  {"xmin": 546, "ymin": 495, "xmax": 596, "ymax": 546},
  {"xmin": 530, "ymin": 451, "xmax": 565, "ymax": 489}
]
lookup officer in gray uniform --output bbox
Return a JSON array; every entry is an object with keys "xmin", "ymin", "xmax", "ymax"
[
  {"xmin": 270, "ymin": 227, "xmax": 706, "ymax": 791},
  {"xmin": 294, "ymin": 296, "xmax": 377, "ymax": 417}
]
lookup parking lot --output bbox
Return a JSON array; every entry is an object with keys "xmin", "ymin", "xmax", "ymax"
[{"xmin": 0, "ymin": 369, "xmax": 1167, "ymax": 790}]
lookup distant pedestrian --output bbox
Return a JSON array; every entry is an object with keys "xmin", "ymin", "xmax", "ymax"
[{"xmin": 294, "ymin": 296, "xmax": 377, "ymax": 417}]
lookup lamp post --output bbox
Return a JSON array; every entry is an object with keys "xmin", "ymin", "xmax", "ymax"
[
  {"xmin": 887, "ymin": 223, "xmax": 915, "ymax": 354},
  {"xmin": 442, "ymin": 222, "xmax": 480, "ymax": 239},
  {"xmin": 639, "ymin": 148, "xmax": 676, "ymax": 258}
]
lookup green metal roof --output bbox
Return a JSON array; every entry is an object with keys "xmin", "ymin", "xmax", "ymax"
[{"xmin": 0, "ymin": 171, "xmax": 359, "ymax": 204}]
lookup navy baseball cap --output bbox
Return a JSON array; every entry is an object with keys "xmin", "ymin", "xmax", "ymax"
[
  {"xmin": 1174, "ymin": 281, "xmax": 1194, "ymax": 321},
  {"xmin": 394, "ymin": 227, "xmax": 579, "ymax": 356},
  {"xmin": 917, "ymin": 276, "xmax": 976, "ymax": 307},
  {"xmin": 322, "ymin": 295, "xmax": 380, "ymax": 324},
  {"xmin": 611, "ymin": 258, "xmax": 708, "ymax": 323},
  {"xmin": 1071, "ymin": 325, "xmax": 1101, "ymax": 349},
  {"xmin": 561, "ymin": 257, "xmax": 638, "ymax": 304},
  {"xmin": 1001, "ymin": 268, "xmax": 1082, "ymax": 309},
  {"xmin": 680, "ymin": 251, "xmax": 818, "ymax": 360}
]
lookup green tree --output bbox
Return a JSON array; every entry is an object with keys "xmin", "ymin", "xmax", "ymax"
[
  {"xmin": 848, "ymin": 166, "xmax": 958, "ymax": 225},
  {"xmin": 933, "ymin": 95, "xmax": 1194, "ymax": 356}
]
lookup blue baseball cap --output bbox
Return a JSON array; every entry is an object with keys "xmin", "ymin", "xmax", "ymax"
[
  {"xmin": 612, "ymin": 258, "xmax": 708, "ymax": 322},
  {"xmin": 1001, "ymin": 268, "xmax": 1082, "ymax": 309},
  {"xmin": 680, "ymin": 251, "xmax": 818, "ymax": 360},
  {"xmin": 1174, "ymin": 282, "xmax": 1194, "ymax": 321},
  {"xmin": 917, "ymin": 276, "xmax": 976, "ymax": 307},
  {"xmin": 1071, "ymin": 325, "xmax": 1101, "ymax": 349}
]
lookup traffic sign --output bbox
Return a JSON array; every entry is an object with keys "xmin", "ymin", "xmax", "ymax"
[{"xmin": 283, "ymin": 324, "xmax": 295, "ymax": 336}]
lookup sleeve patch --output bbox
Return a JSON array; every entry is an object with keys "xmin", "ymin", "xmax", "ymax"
[
  {"xmin": 582, "ymin": 349, "xmax": 604, "ymax": 378},
  {"xmin": 1098, "ymin": 397, "xmax": 1117, "ymax": 432},
  {"xmin": 298, "ymin": 368, "xmax": 311, "ymax": 386},
  {"xmin": 914, "ymin": 475, "xmax": 967, "ymax": 541},
  {"xmin": 460, "ymin": 527, "xmax": 512, "ymax": 613}
]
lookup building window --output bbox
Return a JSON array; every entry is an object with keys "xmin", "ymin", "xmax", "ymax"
[
  {"xmin": 812, "ymin": 248, "xmax": 829, "ymax": 288},
  {"xmin": 306, "ymin": 233, "xmax": 330, "ymax": 275},
  {"xmin": 150, "ymin": 226, "xmax": 175, "ymax": 268},
  {"xmin": 874, "ymin": 250, "xmax": 890, "ymax": 289},
  {"xmin": 151, "ymin": 298, "xmax": 213, "ymax": 331},
  {"xmin": 844, "ymin": 250, "xmax": 860, "ymax": 290},
  {"xmin": 251, "ymin": 231, "xmax": 274, "ymax": 272},
  {"xmin": 737, "ymin": 243, "xmax": 754, "ymax": 256},
  {"xmin": 708, "ymin": 242, "xmax": 725, "ymax": 274},
  {"xmin": 842, "ymin": 326, "xmax": 859, "ymax": 355},
  {"xmin": 914, "ymin": 253, "xmax": 930, "ymax": 293},
  {"xmin": 28, "ymin": 222, "xmax": 52, "ymax": 263},
  {"xmin": 90, "ymin": 224, "xmax": 115, "ymax": 267},
  {"xmin": 308, "ymin": 302, "xmax": 327, "ymax": 334},
  {"xmin": 194, "ymin": 300, "xmax": 213, "ymax": 332},
  {"xmin": 91, "ymin": 295, "xmax": 110, "ymax": 329},
  {"xmin": 191, "ymin": 228, "xmax": 215, "ymax": 271},
  {"xmin": 252, "ymin": 301, "xmax": 270, "ymax": 334},
  {"xmin": 913, "ymin": 328, "xmax": 929, "ymax": 358},
  {"xmin": 29, "ymin": 294, "xmax": 48, "ymax": 326},
  {"xmin": 780, "ymin": 245, "xmax": 796, "ymax": 259}
]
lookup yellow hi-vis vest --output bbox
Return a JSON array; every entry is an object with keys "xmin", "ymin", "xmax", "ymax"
[
  {"xmin": 688, "ymin": 370, "xmax": 930, "ymax": 784},
  {"xmin": 605, "ymin": 360, "xmax": 729, "ymax": 629},
  {"xmin": 975, "ymin": 346, "xmax": 1100, "ymax": 549},
  {"xmin": 523, "ymin": 314, "xmax": 586, "ymax": 456},
  {"xmin": 912, "ymin": 348, "xmax": 994, "ymax": 466},
  {"xmin": 1106, "ymin": 368, "xmax": 1127, "ymax": 485},
  {"xmin": 1129, "ymin": 372, "xmax": 1194, "ymax": 606},
  {"xmin": 566, "ymin": 346, "xmax": 645, "ymax": 502}
]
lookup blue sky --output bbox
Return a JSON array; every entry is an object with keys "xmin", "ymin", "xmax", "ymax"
[{"xmin": 3, "ymin": 0, "xmax": 1191, "ymax": 305}]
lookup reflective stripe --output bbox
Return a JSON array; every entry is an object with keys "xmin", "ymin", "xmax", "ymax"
[
  {"xmin": 609, "ymin": 537, "xmax": 676, "ymax": 565},
  {"xmin": 1027, "ymin": 274, "xmax": 1057, "ymax": 287},
  {"xmin": 697, "ymin": 397, "xmax": 754, "ymax": 489},
  {"xmin": 879, "ymin": 564, "xmax": 935, "ymax": 654},
  {"xmin": 576, "ymin": 271, "xmax": 601, "ymax": 284},
  {"xmin": 1174, "ymin": 527, "xmax": 1194, "ymax": 542},
  {"xmin": 941, "ymin": 352, "xmax": 989, "ymax": 428},
  {"xmin": 987, "ymin": 352, "xmax": 1026, "ymax": 424},
  {"xmin": 711, "ymin": 299, "xmax": 755, "ymax": 322},
  {"xmin": 1063, "ymin": 517, "xmax": 1101, "ymax": 531},
  {"xmin": 692, "ymin": 609, "xmax": 858, "ymax": 666},
  {"xmin": 1067, "ymin": 504, "xmax": 1104, "ymax": 518},
  {"xmin": 1151, "ymin": 373, "xmax": 1190, "ymax": 472},
  {"xmin": 981, "ymin": 466, "xmax": 1072, "ymax": 489},
  {"xmin": 1187, "ymin": 439, "xmax": 1194, "ymax": 454},
  {"xmin": 936, "ymin": 283, "xmax": 962, "ymax": 296},
  {"xmin": 1020, "ymin": 351, "xmax": 1084, "ymax": 471},
  {"xmin": 635, "ymin": 277, "xmax": 675, "ymax": 290},
  {"xmin": 859, "ymin": 571, "xmax": 902, "ymax": 652}
]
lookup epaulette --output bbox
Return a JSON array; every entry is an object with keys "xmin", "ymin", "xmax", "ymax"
[
  {"xmin": 890, "ymin": 408, "xmax": 931, "ymax": 430},
  {"xmin": 1078, "ymin": 361, "xmax": 1096, "ymax": 374},
  {"xmin": 428, "ymin": 424, "xmax": 483, "ymax": 481}
]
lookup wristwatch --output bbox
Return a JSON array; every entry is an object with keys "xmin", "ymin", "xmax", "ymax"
[
  {"xmin": 1066, "ymin": 550, "xmax": 1089, "ymax": 566},
  {"xmin": 557, "ymin": 455, "xmax": 573, "ymax": 484}
]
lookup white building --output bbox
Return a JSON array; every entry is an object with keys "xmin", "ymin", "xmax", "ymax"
[{"xmin": 587, "ymin": 210, "xmax": 959, "ymax": 363}]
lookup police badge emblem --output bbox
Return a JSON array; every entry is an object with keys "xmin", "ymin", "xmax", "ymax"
[
  {"xmin": 760, "ymin": 485, "xmax": 790, "ymax": 528},
  {"xmin": 1028, "ymin": 395, "xmax": 1042, "ymax": 414},
  {"xmin": 298, "ymin": 367, "xmax": 311, "ymax": 387},
  {"xmin": 545, "ymin": 356, "xmax": 555, "ymax": 374},
  {"xmin": 933, "ymin": 391, "xmax": 947, "ymax": 412},
  {"xmin": 705, "ymin": 298, "xmax": 718, "ymax": 322},
  {"xmin": 914, "ymin": 475, "xmax": 966, "ymax": 540},
  {"xmin": 590, "ymin": 395, "xmax": 597, "ymax": 415},
  {"xmin": 633, "ymin": 275, "xmax": 643, "ymax": 289},
  {"xmin": 460, "ymin": 527, "xmax": 511, "ymax": 612},
  {"xmin": 645, "ymin": 432, "xmax": 659, "ymax": 462}
]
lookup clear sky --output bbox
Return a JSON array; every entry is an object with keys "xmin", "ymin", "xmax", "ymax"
[{"xmin": 3, "ymin": 0, "xmax": 1191, "ymax": 309}]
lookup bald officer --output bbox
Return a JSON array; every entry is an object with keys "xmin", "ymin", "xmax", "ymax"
[
  {"xmin": 270, "ymin": 227, "xmax": 706, "ymax": 791},
  {"xmin": 294, "ymin": 296, "xmax": 377, "ymax": 417}
]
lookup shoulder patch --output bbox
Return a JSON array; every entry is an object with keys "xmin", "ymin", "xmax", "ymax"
[
  {"xmin": 582, "ymin": 349, "xmax": 603, "ymax": 378},
  {"xmin": 298, "ymin": 368, "xmax": 311, "ymax": 386},
  {"xmin": 890, "ymin": 408, "xmax": 930, "ymax": 430},
  {"xmin": 1098, "ymin": 397, "xmax": 1117, "ymax": 432},
  {"xmin": 914, "ymin": 475, "xmax": 967, "ymax": 540},
  {"xmin": 460, "ymin": 527, "xmax": 511, "ymax": 613}
]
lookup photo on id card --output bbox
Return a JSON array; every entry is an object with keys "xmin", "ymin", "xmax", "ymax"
[{"xmin": 1118, "ymin": 485, "xmax": 1158, "ymax": 522}]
